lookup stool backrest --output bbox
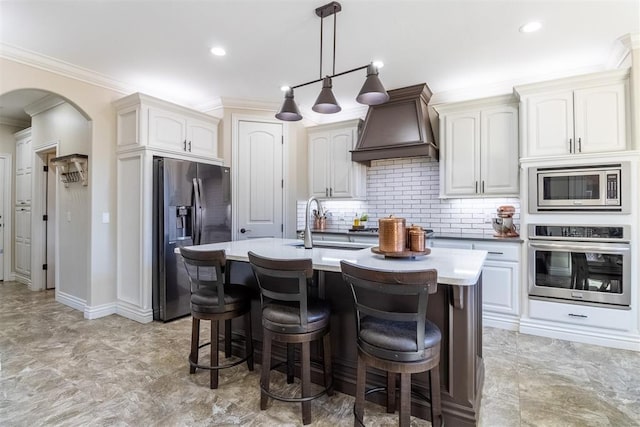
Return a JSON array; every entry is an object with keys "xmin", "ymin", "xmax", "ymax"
[
  {"xmin": 180, "ymin": 248, "xmax": 228, "ymax": 309},
  {"xmin": 248, "ymin": 252, "xmax": 313, "ymax": 327},
  {"xmin": 340, "ymin": 260, "xmax": 437, "ymax": 355}
]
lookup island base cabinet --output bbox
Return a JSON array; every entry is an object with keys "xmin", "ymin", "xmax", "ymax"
[{"xmin": 227, "ymin": 262, "xmax": 484, "ymax": 426}]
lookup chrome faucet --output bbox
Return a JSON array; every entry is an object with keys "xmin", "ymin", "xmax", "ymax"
[{"xmin": 304, "ymin": 196, "xmax": 321, "ymax": 249}]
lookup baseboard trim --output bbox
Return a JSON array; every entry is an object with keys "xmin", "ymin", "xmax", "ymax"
[
  {"xmin": 15, "ymin": 274, "xmax": 32, "ymax": 287},
  {"xmin": 56, "ymin": 290, "xmax": 86, "ymax": 312},
  {"xmin": 84, "ymin": 302, "xmax": 117, "ymax": 320},
  {"xmin": 116, "ymin": 300, "xmax": 153, "ymax": 324},
  {"xmin": 519, "ymin": 318, "xmax": 640, "ymax": 351},
  {"xmin": 483, "ymin": 313, "xmax": 520, "ymax": 331}
]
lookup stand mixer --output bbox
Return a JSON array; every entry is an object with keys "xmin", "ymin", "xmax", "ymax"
[{"xmin": 492, "ymin": 205, "xmax": 519, "ymax": 238}]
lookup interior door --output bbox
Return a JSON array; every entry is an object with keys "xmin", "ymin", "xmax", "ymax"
[
  {"xmin": 45, "ymin": 152, "xmax": 56, "ymax": 289},
  {"xmin": 237, "ymin": 120, "xmax": 283, "ymax": 240},
  {"xmin": 0, "ymin": 157, "xmax": 4, "ymax": 279}
]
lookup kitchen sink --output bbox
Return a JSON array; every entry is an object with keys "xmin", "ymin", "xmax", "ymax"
[{"xmin": 289, "ymin": 241, "xmax": 371, "ymax": 251}]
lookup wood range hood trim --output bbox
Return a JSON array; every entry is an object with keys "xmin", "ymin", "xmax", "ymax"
[{"xmin": 351, "ymin": 83, "xmax": 438, "ymax": 165}]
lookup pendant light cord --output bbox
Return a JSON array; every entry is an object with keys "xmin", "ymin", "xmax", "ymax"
[
  {"xmin": 319, "ymin": 11, "xmax": 323, "ymax": 79},
  {"xmin": 332, "ymin": 4, "xmax": 337, "ymax": 76}
]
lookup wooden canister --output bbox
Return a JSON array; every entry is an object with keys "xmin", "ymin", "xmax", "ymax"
[
  {"xmin": 378, "ymin": 216, "xmax": 406, "ymax": 253},
  {"xmin": 409, "ymin": 229, "xmax": 425, "ymax": 252}
]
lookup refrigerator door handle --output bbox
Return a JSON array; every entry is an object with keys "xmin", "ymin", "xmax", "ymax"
[
  {"xmin": 192, "ymin": 178, "xmax": 202, "ymax": 245},
  {"xmin": 197, "ymin": 178, "xmax": 204, "ymax": 244}
]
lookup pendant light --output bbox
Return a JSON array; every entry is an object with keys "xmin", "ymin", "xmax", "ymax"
[{"xmin": 275, "ymin": 1, "xmax": 389, "ymax": 121}]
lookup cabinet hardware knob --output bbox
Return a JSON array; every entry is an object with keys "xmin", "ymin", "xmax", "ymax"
[
  {"xmin": 481, "ymin": 181, "xmax": 485, "ymax": 193},
  {"xmin": 475, "ymin": 181, "xmax": 478, "ymax": 193},
  {"xmin": 568, "ymin": 313, "xmax": 587, "ymax": 318},
  {"xmin": 240, "ymin": 228, "xmax": 251, "ymax": 234},
  {"xmin": 325, "ymin": 188, "xmax": 328, "ymax": 197},
  {"xmin": 188, "ymin": 141, "xmax": 192, "ymax": 152},
  {"xmin": 578, "ymin": 137, "xmax": 582, "ymax": 153},
  {"xmin": 488, "ymin": 251, "xmax": 503, "ymax": 255},
  {"xmin": 330, "ymin": 187, "xmax": 333, "ymax": 197},
  {"xmin": 183, "ymin": 140, "xmax": 187, "ymax": 151},
  {"xmin": 568, "ymin": 138, "xmax": 572, "ymax": 153}
]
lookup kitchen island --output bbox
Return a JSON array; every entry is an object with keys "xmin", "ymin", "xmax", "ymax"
[{"xmin": 184, "ymin": 238, "xmax": 487, "ymax": 426}]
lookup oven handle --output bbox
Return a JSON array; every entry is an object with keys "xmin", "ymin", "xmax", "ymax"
[{"xmin": 528, "ymin": 241, "xmax": 630, "ymax": 253}]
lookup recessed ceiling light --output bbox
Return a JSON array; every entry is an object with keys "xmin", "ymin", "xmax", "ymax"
[
  {"xmin": 519, "ymin": 21, "xmax": 542, "ymax": 33},
  {"xmin": 210, "ymin": 46, "xmax": 226, "ymax": 56}
]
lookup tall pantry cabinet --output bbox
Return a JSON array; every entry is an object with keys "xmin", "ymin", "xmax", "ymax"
[{"xmin": 14, "ymin": 128, "xmax": 32, "ymax": 282}]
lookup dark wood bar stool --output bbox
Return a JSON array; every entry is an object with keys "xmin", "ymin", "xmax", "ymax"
[
  {"xmin": 180, "ymin": 247, "xmax": 254, "ymax": 389},
  {"xmin": 248, "ymin": 251, "xmax": 333, "ymax": 425},
  {"xmin": 340, "ymin": 261, "xmax": 442, "ymax": 427}
]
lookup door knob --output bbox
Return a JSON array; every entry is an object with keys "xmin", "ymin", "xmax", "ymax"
[{"xmin": 240, "ymin": 228, "xmax": 251, "ymax": 234}]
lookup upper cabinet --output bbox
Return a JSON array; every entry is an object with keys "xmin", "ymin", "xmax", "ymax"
[
  {"xmin": 308, "ymin": 119, "xmax": 366, "ymax": 199},
  {"xmin": 15, "ymin": 128, "xmax": 32, "ymax": 206},
  {"xmin": 114, "ymin": 93, "xmax": 220, "ymax": 160},
  {"xmin": 515, "ymin": 69, "xmax": 630, "ymax": 159},
  {"xmin": 435, "ymin": 95, "xmax": 519, "ymax": 198}
]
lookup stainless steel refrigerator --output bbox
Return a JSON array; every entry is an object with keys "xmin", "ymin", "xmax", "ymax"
[{"xmin": 152, "ymin": 157, "xmax": 231, "ymax": 321}]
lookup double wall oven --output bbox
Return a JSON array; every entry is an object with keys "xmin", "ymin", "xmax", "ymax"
[{"xmin": 528, "ymin": 225, "xmax": 631, "ymax": 308}]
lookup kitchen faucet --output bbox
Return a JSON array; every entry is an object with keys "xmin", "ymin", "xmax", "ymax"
[{"xmin": 304, "ymin": 196, "xmax": 321, "ymax": 249}]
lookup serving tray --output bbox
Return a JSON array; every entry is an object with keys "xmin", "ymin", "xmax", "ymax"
[{"xmin": 371, "ymin": 246, "xmax": 431, "ymax": 259}]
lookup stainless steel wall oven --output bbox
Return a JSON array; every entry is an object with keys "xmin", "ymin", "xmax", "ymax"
[{"xmin": 528, "ymin": 225, "xmax": 631, "ymax": 308}]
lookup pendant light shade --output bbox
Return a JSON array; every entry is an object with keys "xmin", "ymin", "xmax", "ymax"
[
  {"xmin": 312, "ymin": 77, "xmax": 341, "ymax": 114},
  {"xmin": 356, "ymin": 64, "xmax": 390, "ymax": 105},
  {"xmin": 275, "ymin": 89, "xmax": 303, "ymax": 121}
]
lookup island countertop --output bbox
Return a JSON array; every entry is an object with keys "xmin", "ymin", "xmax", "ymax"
[{"xmin": 182, "ymin": 237, "xmax": 487, "ymax": 286}]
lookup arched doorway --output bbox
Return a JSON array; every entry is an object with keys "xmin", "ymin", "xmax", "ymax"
[{"xmin": 0, "ymin": 89, "xmax": 91, "ymax": 301}]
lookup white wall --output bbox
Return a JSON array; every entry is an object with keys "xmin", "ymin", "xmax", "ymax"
[
  {"xmin": 31, "ymin": 102, "xmax": 90, "ymax": 300},
  {"xmin": 0, "ymin": 57, "xmax": 124, "ymax": 312}
]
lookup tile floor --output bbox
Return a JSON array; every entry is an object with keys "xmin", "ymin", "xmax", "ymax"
[{"xmin": 1, "ymin": 281, "xmax": 639, "ymax": 426}]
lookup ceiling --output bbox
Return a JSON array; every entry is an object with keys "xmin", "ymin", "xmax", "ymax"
[{"xmin": 1, "ymin": 0, "xmax": 638, "ymax": 124}]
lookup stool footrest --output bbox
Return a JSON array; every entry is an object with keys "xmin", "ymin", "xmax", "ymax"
[{"xmin": 260, "ymin": 383, "xmax": 331, "ymax": 403}]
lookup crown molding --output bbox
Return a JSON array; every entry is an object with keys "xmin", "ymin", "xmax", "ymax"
[
  {"xmin": 24, "ymin": 94, "xmax": 65, "ymax": 117},
  {"xmin": 0, "ymin": 117, "xmax": 30, "ymax": 128},
  {"xmin": 0, "ymin": 42, "xmax": 132, "ymax": 95},
  {"xmin": 198, "ymin": 96, "xmax": 281, "ymax": 114}
]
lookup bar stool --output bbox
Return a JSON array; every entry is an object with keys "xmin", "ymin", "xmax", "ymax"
[
  {"xmin": 248, "ymin": 251, "xmax": 333, "ymax": 425},
  {"xmin": 180, "ymin": 247, "xmax": 254, "ymax": 389},
  {"xmin": 340, "ymin": 261, "xmax": 442, "ymax": 427}
]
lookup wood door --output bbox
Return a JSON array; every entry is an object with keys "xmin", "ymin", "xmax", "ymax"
[
  {"xmin": 481, "ymin": 105, "xmax": 519, "ymax": 195},
  {"xmin": 187, "ymin": 117, "xmax": 218, "ymax": 157},
  {"xmin": 444, "ymin": 111, "xmax": 480, "ymax": 196},
  {"xmin": 148, "ymin": 108, "xmax": 187, "ymax": 152},
  {"xmin": 574, "ymin": 82, "xmax": 627, "ymax": 154},
  {"xmin": 236, "ymin": 120, "xmax": 283, "ymax": 240},
  {"xmin": 526, "ymin": 91, "xmax": 574, "ymax": 157}
]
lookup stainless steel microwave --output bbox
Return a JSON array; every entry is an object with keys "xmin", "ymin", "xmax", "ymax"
[{"xmin": 529, "ymin": 162, "xmax": 630, "ymax": 213}]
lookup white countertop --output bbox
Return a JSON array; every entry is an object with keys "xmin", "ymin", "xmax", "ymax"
[{"xmin": 181, "ymin": 238, "xmax": 487, "ymax": 286}]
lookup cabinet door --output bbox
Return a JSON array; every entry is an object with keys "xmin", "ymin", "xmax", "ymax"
[
  {"xmin": 329, "ymin": 128, "xmax": 355, "ymax": 198},
  {"xmin": 308, "ymin": 133, "xmax": 331, "ymax": 198},
  {"xmin": 148, "ymin": 108, "xmax": 187, "ymax": 152},
  {"xmin": 443, "ymin": 111, "xmax": 480, "ymax": 196},
  {"xmin": 573, "ymin": 82, "xmax": 627, "ymax": 154},
  {"xmin": 482, "ymin": 260, "xmax": 518, "ymax": 315},
  {"xmin": 526, "ymin": 91, "xmax": 574, "ymax": 157},
  {"xmin": 481, "ymin": 105, "xmax": 519, "ymax": 195},
  {"xmin": 16, "ymin": 171, "xmax": 32, "ymax": 205},
  {"xmin": 187, "ymin": 118, "xmax": 218, "ymax": 157}
]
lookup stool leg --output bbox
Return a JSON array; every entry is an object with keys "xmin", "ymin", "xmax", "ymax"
[
  {"xmin": 244, "ymin": 312, "xmax": 254, "ymax": 371},
  {"xmin": 322, "ymin": 333, "xmax": 333, "ymax": 396},
  {"xmin": 429, "ymin": 368, "xmax": 442, "ymax": 427},
  {"xmin": 286, "ymin": 343, "xmax": 295, "ymax": 384},
  {"xmin": 387, "ymin": 372, "xmax": 396, "ymax": 413},
  {"xmin": 260, "ymin": 330, "xmax": 272, "ymax": 410},
  {"xmin": 210, "ymin": 320, "xmax": 219, "ymax": 389},
  {"xmin": 301, "ymin": 340, "xmax": 312, "ymax": 425},
  {"xmin": 190, "ymin": 317, "xmax": 200, "ymax": 374},
  {"xmin": 224, "ymin": 319, "xmax": 232, "ymax": 358},
  {"xmin": 399, "ymin": 372, "xmax": 411, "ymax": 427},
  {"xmin": 354, "ymin": 354, "xmax": 366, "ymax": 427}
]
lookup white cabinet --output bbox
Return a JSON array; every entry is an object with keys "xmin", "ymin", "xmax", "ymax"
[
  {"xmin": 516, "ymin": 69, "xmax": 629, "ymax": 158},
  {"xmin": 308, "ymin": 119, "xmax": 366, "ymax": 199},
  {"xmin": 436, "ymin": 95, "xmax": 519, "ymax": 198},
  {"xmin": 15, "ymin": 129, "xmax": 32, "ymax": 205},
  {"xmin": 115, "ymin": 93, "xmax": 220, "ymax": 160},
  {"xmin": 429, "ymin": 238, "xmax": 521, "ymax": 329},
  {"xmin": 15, "ymin": 207, "xmax": 31, "ymax": 277},
  {"xmin": 14, "ymin": 128, "xmax": 32, "ymax": 282}
]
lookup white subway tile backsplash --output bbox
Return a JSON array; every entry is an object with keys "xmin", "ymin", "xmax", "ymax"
[{"xmin": 297, "ymin": 157, "xmax": 520, "ymax": 234}]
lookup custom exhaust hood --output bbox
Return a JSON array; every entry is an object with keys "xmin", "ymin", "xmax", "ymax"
[{"xmin": 351, "ymin": 83, "xmax": 438, "ymax": 165}]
